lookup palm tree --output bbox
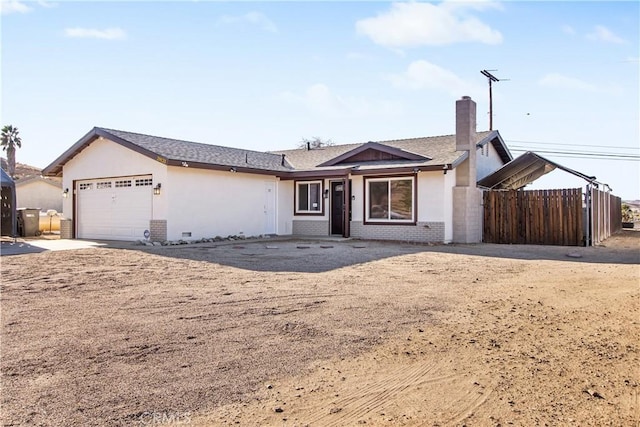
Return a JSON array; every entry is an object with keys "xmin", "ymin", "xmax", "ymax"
[{"xmin": 1, "ymin": 125, "xmax": 22, "ymax": 177}]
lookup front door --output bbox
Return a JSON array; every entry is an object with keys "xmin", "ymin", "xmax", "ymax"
[
  {"xmin": 330, "ymin": 181, "xmax": 344, "ymax": 235},
  {"xmin": 264, "ymin": 181, "xmax": 276, "ymax": 235}
]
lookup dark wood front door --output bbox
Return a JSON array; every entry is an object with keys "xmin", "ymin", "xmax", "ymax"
[{"xmin": 331, "ymin": 181, "xmax": 344, "ymax": 235}]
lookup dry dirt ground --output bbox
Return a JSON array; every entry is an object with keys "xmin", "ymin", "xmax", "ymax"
[{"xmin": 1, "ymin": 232, "xmax": 639, "ymax": 427}]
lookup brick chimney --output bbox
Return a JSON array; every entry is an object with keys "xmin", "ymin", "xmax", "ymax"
[
  {"xmin": 455, "ymin": 95, "xmax": 477, "ymax": 187},
  {"xmin": 452, "ymin": 95, "xmax": 482, "ymax": 243}
]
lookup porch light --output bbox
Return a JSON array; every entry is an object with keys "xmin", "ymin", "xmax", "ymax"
[
  {"xmin": 443, "ymin": 164, "xmax": 449, "ymax": 175},
  {"xmin": 62, "ymin": 188, "xmax": 69, "ymax": 198},
  {"xmin": 154, "ymin": 183, "xmax": 162, "ymax": 195},
  {"xmin": 324, "ymin": 189, "xmax": 329, "ymax": 199},
  {"xmin": 229, "ymin": 167, "xmax": 237, "ymax": 173}
]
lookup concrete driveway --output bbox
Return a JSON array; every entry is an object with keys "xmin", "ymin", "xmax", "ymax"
[{"xmin": 0, "ymin": 238, "xmax": 109, "ymax": 256}]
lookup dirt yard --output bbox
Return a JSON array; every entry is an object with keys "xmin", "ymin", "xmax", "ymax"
[{"xmin": 1, "ymin": 232, "xmax": 638, "ymax": 426}]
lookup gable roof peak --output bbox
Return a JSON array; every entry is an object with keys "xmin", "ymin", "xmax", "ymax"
[{"xmin": 317, "ymin": 140, "xmax": 431, "ymax": 167}]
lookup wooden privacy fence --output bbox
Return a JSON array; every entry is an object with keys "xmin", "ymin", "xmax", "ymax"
[
  {"xmin": 590, "ymin": 187, "xmax": 621, "ymax": 245},
  {"xmin": 483, "ymin": 188, "xmax": 584, "ymax": 246}
]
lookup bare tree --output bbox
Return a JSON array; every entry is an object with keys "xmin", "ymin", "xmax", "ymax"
[{"xmin": 298, "ymin": 137, "xmax": 334, "ymax": 150}]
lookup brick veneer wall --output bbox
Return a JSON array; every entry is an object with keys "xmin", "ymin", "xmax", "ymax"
[
  {"xmin": 150, "ymin": 220, "xmax": 167, "ymax": 241},
  {"xmin": 292, "ymin": 220, "xmax": 329, "ymax": 236},
  {"xmin": 60, "ymin": 219, "xmax": 73, "ymax": 239},
  {"xmin": 350, "ymin": 221, "xmax": 445, "ymax": 243}
]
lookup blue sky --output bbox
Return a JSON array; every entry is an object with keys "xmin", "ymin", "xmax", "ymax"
[{"xmin": 2, "ymin": 1, "xmax": 638, "ymax": 199}]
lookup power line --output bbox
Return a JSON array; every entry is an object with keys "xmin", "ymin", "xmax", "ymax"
[
  {"xmin": 506, "ymin": 139, "xmax": 639, "ymax": 151},
  {"xmin": 509, "ymin": 148, "xmax": 640, "ymax": 161},
  {"xmin": 514, "ymin": 154, "xmax": 637, "ymax": 161},
  {"xmin": 510, "ymin": 147, "xmax": 640, "ymax": 158},
  {"xmin": 509, "ymin": 146, "xmax": 640, "ymax": 158},
  {"xmin": 509, "ymin": 152, "xmax": 639, "ymax": 161}
]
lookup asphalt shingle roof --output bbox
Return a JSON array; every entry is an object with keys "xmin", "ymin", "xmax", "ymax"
[
  {"xmin": 99, "ymin": 128, "xmax": 293, "ymax": 172},
  {"xmin": 273, "ymin": 131, "xmax": 495, "ymax": 171},
  {"xmin": 43, "ymin": 127, "xmax": 505, "ymax": 177}
]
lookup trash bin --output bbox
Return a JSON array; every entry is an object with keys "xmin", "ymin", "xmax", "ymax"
[{"xmin": 17, "ymin": 208, "xmax": 41, "ymax": 237}]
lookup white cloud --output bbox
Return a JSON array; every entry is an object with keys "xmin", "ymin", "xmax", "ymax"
[
  {"xmin": 539, "ymin": 72, "xmax": 623, "ymax": 95},
  {"xmin": 279, "ymin": 83, "xmax": 400, "ymax": 117},
  {"xmin": 388, "ymin": 60, "xmax": 482, "ymax": 98},
  {"xmin": 538, "ymin": 73, "xmax": 600, "ymax": 93},
  {"xmin": 443, "ymin": 0, "xmax": 503, "ymax": 11},
  {"xmin": 217, "ymin": 11, "xmax": 278, "ymax": 33},
  {"xmin": 0, "ymin": 0, "xmax": 32, "ymax": 15},
  {"xmin": 561, "ymin": 24, "xmax": 575, "ymax": 35},
  {"xmin": 64, "ymin": 27, "xmax": 127, "ymax": 40},
  {"xmin": 355, "ymin": 1, "xmax": 502, "ymax": 48},
  {"xmin": 586, "ymin": 25, "xmax": 626, "ymax": 44},
  {"xmin": 37, "ymin": 0, "xmax": 57, "ymax": 8}
]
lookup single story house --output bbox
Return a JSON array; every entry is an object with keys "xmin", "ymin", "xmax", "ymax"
[
  {"xmin": 15, "ymin": 175, "xmax": 63, "ymax": 212},
  {"xmin": 42, "ymin": 96, "xmax": 512, "ymax": 243}
]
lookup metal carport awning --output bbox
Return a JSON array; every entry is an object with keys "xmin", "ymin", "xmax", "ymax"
[
  {"xmin": 1, "ymin": 168, "xmax": 17, "ymax": 238},
  {"xmin": 477, "ymin": 151, "xmax": 598, "ymax": 190}
]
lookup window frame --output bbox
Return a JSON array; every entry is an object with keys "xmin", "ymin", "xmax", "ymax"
[
  {"xmin": 294, "ymin": 180, "xmax": 324, "ymax": 215},
  {"xmin": 364, "ymin": 175, "xmax": 416, "ymax": 225}
]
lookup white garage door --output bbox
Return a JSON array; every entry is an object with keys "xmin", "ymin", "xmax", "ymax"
[{"xmin": 77, "ymin": 176, "xmax": 153, "ymax": 241}]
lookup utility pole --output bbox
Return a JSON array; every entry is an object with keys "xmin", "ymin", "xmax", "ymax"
[{"xmin": 480, "ymin": 69, "xmax": 507, "ymax": 130}]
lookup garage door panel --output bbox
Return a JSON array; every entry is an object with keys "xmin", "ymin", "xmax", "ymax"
[
  {"xmin": 77, "ymin": 176, "xmax": 153, "ymax": 241},
  {"xmin": 78, "ymin": 225, "xmax": 114, "ymax": 240},
  {"xmin": 109, "ymin": 225, "xmax": 146, "ymax": 239}
]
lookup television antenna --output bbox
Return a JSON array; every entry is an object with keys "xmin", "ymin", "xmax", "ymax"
[{"xmin": 481, "ymin": 69, "xmax": 509, "ymax": 130}]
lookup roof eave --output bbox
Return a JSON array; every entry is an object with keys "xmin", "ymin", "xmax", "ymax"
[
  {"xmin": 279, "ymin": 161, "xmax": 459, "ymax": 180},
  {"xmin": 477, "ymin": 130, "xmax": 512, "ymax": 164},
  {"xmin": 166, "ymin": 159, "xmax": 291, "ymax": 176},
  {"xmin": 42, "ymin": 127, "xmax": 163, "ymax": 177}
]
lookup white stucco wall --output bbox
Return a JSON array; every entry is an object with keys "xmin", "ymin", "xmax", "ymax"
[
  {"xmin": 16, "ymin": 180, "xmax": 62, "ymax": 212},
  {"xmin": 418, "ymin": 171, "xmax": 456, "ymax": 242},
  {"xmin": 278, "ymin": 180, "xmax": 294, "ymax": 235},
  {"xmin": 476, "ymin": 143, "xmax": 506, "ymax": 181},
  {"xmin": 166, "ymin": 167, "xmax": 279, "ymax": 240},
  {"xmin": 61, "ymin": 137, "xmax": 169, "ymax": 223},
  {"xmin": 417, "ymin": 172, "xmax": 446, "ymax": 222},
  {"xmin": 350, "ymin": 176, "xmax": 364, "ymax": 222}
]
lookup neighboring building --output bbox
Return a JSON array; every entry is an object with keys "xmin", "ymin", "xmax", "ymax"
[
  {"xmin": 1, "ymin": 168, "xmax": 17, "ymax": 237},
  {"xmin": 15, "ymin": 175, "xmax": 63, "ymax": 212},
  {"xmin": 42, "ymin": 96, "xmax": 512, "ymax": 243}
]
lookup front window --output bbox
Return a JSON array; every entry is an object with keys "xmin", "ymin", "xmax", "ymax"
[
  {"xmin": 295, "ymin": 180, "xmax": 323, "ymax": 214},
  {"xmin": 365, "ymin": 176, "xmax": 414, "ymax": 223}
]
